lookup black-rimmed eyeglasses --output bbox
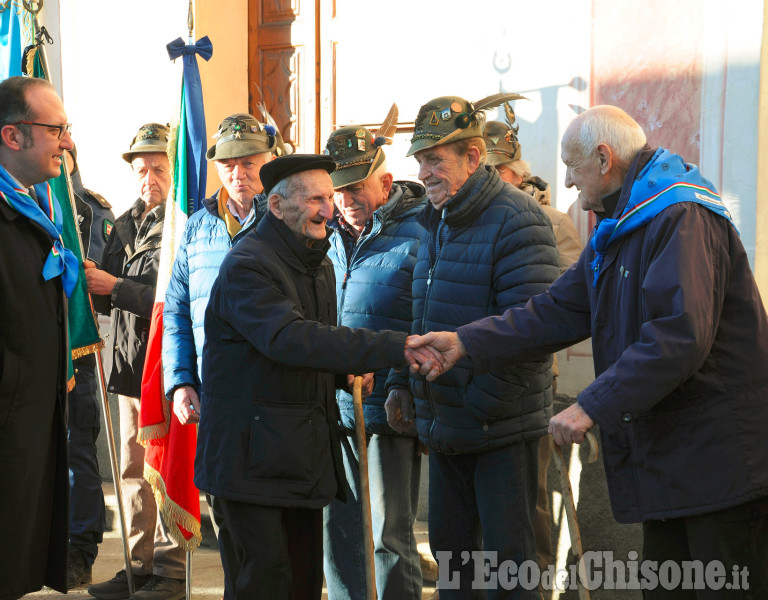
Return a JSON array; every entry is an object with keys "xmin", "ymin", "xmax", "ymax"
[{"xmin": 12, "ymin": 121, "xmax": 72, "ymax": 139}]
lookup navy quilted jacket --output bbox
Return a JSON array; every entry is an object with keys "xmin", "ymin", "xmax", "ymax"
[
  {"xmin": 411, "ymin": 166, "xmax": 560, "ymax": 454},
  {"xmin": 328, "ymin": 181, "xmax": 427, "ymax": 435}
]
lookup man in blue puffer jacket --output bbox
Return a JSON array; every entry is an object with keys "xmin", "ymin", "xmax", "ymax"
[
  {"xmin": 402, "ymin": 95, "xmax": 560, "ymax": 600},
  {"xmin": 323, "ymin": 121, "xmax": 427, "ymax": 600},
  {"xmin": 162, "ymin": 112, "xmax": 279, "ymax": 600}
]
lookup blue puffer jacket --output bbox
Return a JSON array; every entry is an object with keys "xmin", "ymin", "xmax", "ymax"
[
  {"xmin": 411, "ymin": 165, "xmax": 560, "ymax": 454},
  {"xmin": 328, "ymin": 181, "xmax": 427, "ymax": 435},
  {"xmin": 163, "ymin": 192, "xmax": 265, "ymax": 397}
]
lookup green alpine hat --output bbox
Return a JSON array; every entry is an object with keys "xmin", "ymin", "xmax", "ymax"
[
  {"xmin": 121, "ymin": 123, "xmax": 170, "ymax": 163},
  {"xmin": 324, "ymin": 103, "xmax": 399, "ymax": 189},
  {"xmin": 407, "ymin": 93, "xmax": 526, "ymax": 157},
  {"xmin": 206, "ymin": 113, "xmax": 278, "ymax": 161},
  {"xmin": 484, "ymin": 103, "xmax": 522, "ymax": 166}
]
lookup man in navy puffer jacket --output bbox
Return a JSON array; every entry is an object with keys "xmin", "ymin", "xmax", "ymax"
[
  {"xmin": 403, "ymin": 95, "xmax": 560, "ymax": 600},
  {"xmin": 323, "ymin": 121, "xmax": 427, "ymax": 600},
  {"xmin": 162, "ymin": 112, "xmax": 278, "ymax": 600}
]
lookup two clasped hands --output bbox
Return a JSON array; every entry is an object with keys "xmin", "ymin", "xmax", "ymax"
[{"xmin": 403, "ymin": 331, "xmax": 595, "ymax": 447}]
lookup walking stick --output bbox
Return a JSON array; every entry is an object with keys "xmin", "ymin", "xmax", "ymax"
[
  {"xmin": 352, "ymin": 376, "xmax": 377, "ymax": 600},
  {"xmin": 549, "ymin": 430, "xmax": 599, "ymax": 600}
]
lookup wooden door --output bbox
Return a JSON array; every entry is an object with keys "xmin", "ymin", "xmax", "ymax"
[{"xmin": 248, "ymin": 0, "xmax": 321, "ymax": 153}]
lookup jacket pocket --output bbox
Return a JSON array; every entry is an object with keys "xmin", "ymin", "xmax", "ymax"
[
  {"xmin": 246, "ymin": 404, "xmax": 317, "ymax": 483},
  {"xmin": 0, "ymin": 349, "xmax": 22, "ymax": 427}
]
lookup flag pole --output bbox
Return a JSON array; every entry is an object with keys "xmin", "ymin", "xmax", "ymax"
[
  {"xmin": 31, "ymin": 16, "xmax": 136, "ymax": 597},
  {"xmin": 185, "ymin": 3, "xmax": 194, "ymax": 598}
]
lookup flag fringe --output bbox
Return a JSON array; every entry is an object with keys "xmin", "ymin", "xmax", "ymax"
[
  {"xmin": 71, "ymin": 339, "xmax": 104, "ymax": 360},
  {"xmin": 143, "ymin": 462, "xmax": 202, "ymax": 552},
  {"xmin": 137, "ymin": 397, "xmax": 171, "ymax": 444}
]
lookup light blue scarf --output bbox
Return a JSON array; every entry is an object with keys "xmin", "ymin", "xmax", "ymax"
[
  {"xmin": 0, "ymin": 164, "xmax": 79, "ymax": 296},
  {"xmin": 590, "ymin": 148, "xmax": 735, "ymax": 288}
]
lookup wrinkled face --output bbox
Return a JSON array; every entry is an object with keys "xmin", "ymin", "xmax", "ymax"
[
  {"xmin": 335, "ymin": 173, "xmax": 389, "ymax": 232},
  {"xmin": 14, "ymin": 86, "xmax": 74, "ymax": 186},
  {"xmin": 132, "ymin": 153, "xmax": 171, "ymax": 209},
  {"xmin": 561, "ymin": 125, "xmax": 609, "ymax": 213},
  {"xmin": 215, "ymin": 152, "xmax": 272, "ymax": 205},
  {"xmin": 276, "ymin": 169, "xmax": 335, "ymax": 246},
  {"xmin": 495, "ymin": 163, "xmax": 523, "ymax": 188},
  {"xmin": 414, "ymin": 144, "xmax": 473, "ymax": 210}
]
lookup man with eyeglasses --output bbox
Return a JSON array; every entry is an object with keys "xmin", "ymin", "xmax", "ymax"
[
  {"xmin": 162, "ymin": 112, "xmax": 279, "ymax": 599},
  {"xmin": 86, "ymin": 124, "xmax": 186, "ymax": 600},
  {"xmin": 0, "ymin": 76, "xmax": 75, "ymax": 597}
]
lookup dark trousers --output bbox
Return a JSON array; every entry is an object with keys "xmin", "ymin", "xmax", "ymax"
[
  {"xmin": 642, "ymin": 496, "xmax": 768, "ymax": 599},
  {"xmin": 207, "ymin": 494, "xmax": 240, "ymax": 600},
  {"xmin": 67, "ymin": 354, "xmax": 106, "ymax": 565},
  {"xmin": 429, "ymin": 440, "xmax": 539, "ymax": 600},
  {"xmin": 216, "ymin": 497, "xmax": 324, "ymax": 600}
]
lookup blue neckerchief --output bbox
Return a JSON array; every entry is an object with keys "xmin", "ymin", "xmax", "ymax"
[
  {"xmin": 0, "ymin": 164, "xmax": 79, "ymax": 296},
  {"xmin": 589, "ymin": 147, "xmax": 735, "ymax": 288}
]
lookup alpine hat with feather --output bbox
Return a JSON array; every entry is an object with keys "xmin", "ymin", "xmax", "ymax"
[
  {"xmin": 207, "ymin": 113, "xmax": 278, "ymax": 161},
  {"xmin": 484, "ymin": 103, "xmax": 522, "ymax": 166},
  {"xmin": 324, "ymin": 103, "xmax": 399, "ymax": 189},
  {"xmin": 407, "ymin": 93, "xmax": 525, "ymax": 157}
]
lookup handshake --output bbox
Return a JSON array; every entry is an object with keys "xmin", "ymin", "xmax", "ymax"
[{"xmin": 403, "ymin": 331, "xmax": 468, "ymax": 382}]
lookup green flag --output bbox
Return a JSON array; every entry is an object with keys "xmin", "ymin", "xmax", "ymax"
[{"xmin": 28, "ymin": 42, "xmax": 102, "ymax": 388}]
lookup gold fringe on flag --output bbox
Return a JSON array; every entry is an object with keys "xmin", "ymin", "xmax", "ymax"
[
  {"xmin": 137, "ymin": 393, "xmax": 171, "ymax": 444},
  {"xmin": 143, "ymin": 461, "xmax": 202, "ymax": 552},
  {"xmin": 71, "ymin": 339, "xmax": 104, "ymax": 360}
]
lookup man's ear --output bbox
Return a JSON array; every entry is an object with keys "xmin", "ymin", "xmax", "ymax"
[
  {"xmin": 268, "ymin": 193, "xmax": 284, "ymax": 220},
  {"xmin": 466, "ymin": 144, "xmax": 481, "ymax": 173},
  {"xmin": 381, "ymin": 172, "xmax": 394, "ymax": 196},
  {"xmin": 596, "ymin": 143, "xmax": 613, "ymax": 175},
  {"xmin": 0, "ymin": 124, "xmax": 23, "ymax": 150}
]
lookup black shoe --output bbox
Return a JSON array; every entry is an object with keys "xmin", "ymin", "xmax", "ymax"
[
  {"xmin": 67, "ymin": 547, "xmax": 93, "ymax": 589},
  {"xmin": 88, "ymin": 569, "xmax": 153, "ymax": 600},
  {"xmin": 129, "ymin": 575, "xmax": 185, "ymax": 600}
]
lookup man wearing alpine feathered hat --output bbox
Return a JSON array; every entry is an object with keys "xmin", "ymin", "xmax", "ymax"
[{"xmin": 400, "ymin": 93, "xmax": 560, "ymax": 599}]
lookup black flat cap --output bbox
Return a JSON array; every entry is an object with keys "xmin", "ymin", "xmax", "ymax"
[{"xmin": 260, "ymin": 154, "xmax": 336, "ymax": 196}]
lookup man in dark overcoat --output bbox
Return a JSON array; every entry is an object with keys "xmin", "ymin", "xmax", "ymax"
[
  {"xmin": 196, "ymin": 154, "xmax": 425, "ymax": 600},
  {"xmin": 0, "ymin": 76, "xmax": 75, "ymax": 598}
]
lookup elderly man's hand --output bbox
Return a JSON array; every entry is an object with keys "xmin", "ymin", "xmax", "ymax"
[
  {"xmin": 548, "ymin": 403, "xmax": 594, "ymax": 446},
  {"xmin": 385, "ymin": 388, "xmax": 416, "ymax": 434},
  {"xmin": 347, "ymin": 373, "xmax": 374, "ymax": 398},
  {"xmin": 84, "ymin": 260, "xmax": 118, "ymax": 295},
  {"xmin": 406, "ymin": 332, "xmax": 467, "ymax": 381},
  {"xmin": 173, "ymin": 385, "xmax": 200, "ymax": 425}
]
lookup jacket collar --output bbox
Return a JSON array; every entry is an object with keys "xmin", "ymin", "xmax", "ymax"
[
  {"xmin": 259, "ymin": 210, "xmax": 331, "ymax": 274},
  {"xmin": 417, "ymin": 165, "xmax": 502, "ymax": 231}
]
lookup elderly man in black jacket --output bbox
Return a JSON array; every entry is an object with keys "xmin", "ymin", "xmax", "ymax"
[
  {"xmin": 197, "ymin": 155, "xmax": 423, "ymax": 600},
  {"xmin": 86, "ymin": 124, "xmax": 186, "ymax": 600}
]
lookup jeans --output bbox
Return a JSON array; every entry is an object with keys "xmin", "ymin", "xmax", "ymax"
[
  {"xmin": 324, "ymin": 432, "xmax": 422, "ymax": 600},
  {"xmin": 429, "ymin": 440, "xmax": 539, "ymax": 600},
  {"xmin": 67, "ymin": 354, "xmax": 106, "ymax": 565}
]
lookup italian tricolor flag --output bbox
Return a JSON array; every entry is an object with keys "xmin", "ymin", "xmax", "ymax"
[{"xmin": 137, "ymin": 36, "xmax": 212, "ymax": 551}]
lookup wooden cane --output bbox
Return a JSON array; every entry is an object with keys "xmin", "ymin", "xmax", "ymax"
[
  {"xmin": 352, "ymin": 376, "xmax": 377, "ymax": 600},
  {"xmin": 550, "ymin": 430, "xmax": 599, "ymax": 600}
]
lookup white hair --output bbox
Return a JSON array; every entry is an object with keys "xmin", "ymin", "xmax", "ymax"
[
  {"xmin": 505, "ymin": 159, "xmax": 531, "ymax": 179},
  {"xmin": 566, "ymin": 105, "xmax": 647, "ymax": 168}
]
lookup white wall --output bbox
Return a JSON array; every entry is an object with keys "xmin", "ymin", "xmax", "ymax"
[{"xmin": 55, "ymin": 0, "xmax": 190, "ymax": 216}]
